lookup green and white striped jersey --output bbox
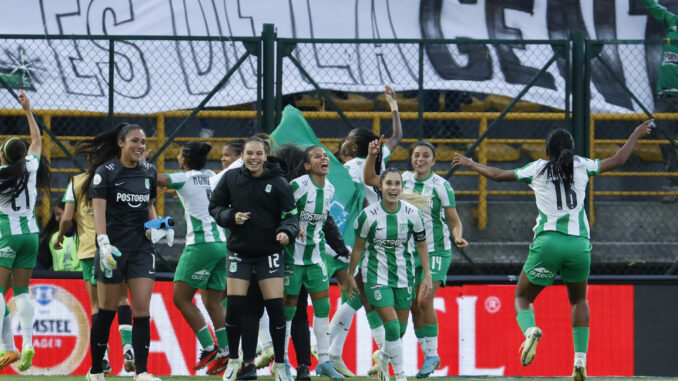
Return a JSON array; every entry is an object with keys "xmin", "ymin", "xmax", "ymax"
[
  {"xmin": 284, "ymin": 174, "xmax": 334, "ymax": 265},
  {"xmin": 514, "ymin": 156, "xmax": 601, "ymax": 239},
  {"xmin": 344, "ymin": 145, "xmax": 391, "ymax": 205},
  {"xmin": 167, "ymin": 169, "xmax": 226, "ymax": 245},
  {"xmin": 0, "ymin": 154, "xmax": 40, "ymax": 237},
  {"xmin": 354, "ymin": 200, "xmax": 425, "ymax": 288},
  {"xmin": 402, "ymin": 171, "xmax": 456, "ymax": 255}
]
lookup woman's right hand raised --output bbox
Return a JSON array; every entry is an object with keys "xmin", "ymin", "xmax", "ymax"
[
  {"xmin": 634, "ymin": 119, "xmax": 654, "ymax": 138},
  {"xmin": 367, "ymin": 136, "xmax": 384, "ymax": 157},
  {"xmin": 17, "ymin": 90, "xmax": 30, "ymax": 111}
]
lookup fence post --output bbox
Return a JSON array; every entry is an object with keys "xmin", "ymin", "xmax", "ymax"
[
  {"xmin": 262, "ymin": 24, "xmax": 276, "ymax": 133},
  {"xmin": 108, "ymin": 39, "xmax": 115, "ymax": 130},
  {"xmin": 156, "ymin": 115, "xmax": 165, "ymax": 217},
  {"xmin": 570, "ymin": 30, "xmax": 588, "ymax": 157}
]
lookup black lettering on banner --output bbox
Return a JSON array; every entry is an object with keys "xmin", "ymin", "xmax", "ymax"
[
  {"xmin": 420, "ymin": 0, "xmax": 492, "ymax": 81},
  {"xmin": 485, "ymin": 0, "xmax": 555, "ymax": 89}
]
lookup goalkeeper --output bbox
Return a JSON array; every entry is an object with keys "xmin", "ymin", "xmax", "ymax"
[{"xmin": 87, "ymin": 124, "xmax": 162, "ymax": 381}]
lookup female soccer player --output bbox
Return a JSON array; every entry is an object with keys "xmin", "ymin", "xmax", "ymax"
[
  {"xmin": 156, "ymin": 142, "xmax": 229, "ymax": 375},
  {"xmin": 365, "ymin": 140, "xmax": 468, "ymax": 378},
  {"xmin": 56, "ymin": 152, "xmax": 136, "ymax": 374},
  {"xmin": 85, "ymin": 123, "xmax": 160, "ymax": 381},
  {"xmin": 221, "ymin": 139, "xmax": 245, "ymax": 170},
  {"xmin": 330, "ymin": 84, "xmax": 403, "ymax": 376},
  {"xmin": 344, "ymin": 168, "xmax": 432, "ymax": 381},
  {"xmin": 0, "ymin": 91, "xmax": 50, "ymax": 371},
  {"xmin": 209, "ymin": 136, "xmax": 299, "ymax": 381},
  {"xmin": 283, "ymin": 145, "xmax": 348, "ymax": 381},
  {"xmin": 452, "ymin": 121, "xmax": 653, "ymax": 381}
]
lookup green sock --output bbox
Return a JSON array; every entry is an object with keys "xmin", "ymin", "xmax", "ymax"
[
  {"xmin": 366, "ymin": 311, "xmax": 383, "ymax": 329},
  {"xmin": 196, "ymin": 326, "xmax": 215, "ymax": 350},
  {"xmin": 215, "ymin": 327, "xmax": 228, "ymax": 349},
  {"xmin": 399, "ymin": 322, "xmax": 407, "ymax": 338},
  {"xmin": 516, "ymin": 310, "xmax": 536, "ymax": 334},
  {"xmin": 346, "ymin": 293, "xmax": 362, "ymax": 310},
  {"xmin": 573, "ymin": 327, "xmax": 589, "ymax": 353},
  {"xmin": 284, "ymin": 306, "xmax": 297, "ymax": 321},
  {"xmin": 423, "ymin": 323, "xmax": 437, "ymax": 337},
  {"xmin": 340, "ymin": 290, "xmax": 349, "ymax": 304},
  {"xmin": 414, "ymin": 327, "xmax": 425, "ymax": 339},
  {"xmin": 120, "ymin": 327, "xmax": 133, "ymax": 347}
]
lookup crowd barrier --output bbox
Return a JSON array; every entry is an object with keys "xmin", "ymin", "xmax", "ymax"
[{"xmin": 1, "ymin": 278, "xmax": 675, "ymax": 377}]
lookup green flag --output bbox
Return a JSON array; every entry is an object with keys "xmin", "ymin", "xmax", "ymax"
[{"xmin": 271, "ymin": 105, "xmax": 364, "ymax": 246}]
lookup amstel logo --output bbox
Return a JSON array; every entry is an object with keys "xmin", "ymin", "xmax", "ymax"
[{"xmin": 9, "ymin": 285, "xmax": 89, "ymax": 375}]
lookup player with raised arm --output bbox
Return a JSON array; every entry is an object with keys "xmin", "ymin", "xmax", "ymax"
[
  {"xmin": 344, "ymin": 168, "xmax": 432, "ymax": 381},
  {"xmin": 0, "ymin": 91, "xmax": 51, "ymax": 371},
  {"xmin": 330, "ymin": 85, "xmax": 403, "ymax": 377},
  {"xmin": 452, "ymin": 121, "xmax": 653, "ymax": 381},
  {"xmin": 156, "ymin": 142, "xmax": 229, "ymax": 375},
  {"xmin": 85, "ymin": 123, "xmax": 161, "ymax": 381},
  {"xmin": 364, "ymin": 140, "xmax": 467, "ymax": 378}
]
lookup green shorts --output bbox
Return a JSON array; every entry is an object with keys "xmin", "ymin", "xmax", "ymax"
[
  {"xmin": 415, "ymin": 250, "xmax": 451, "ymax": 287},
  {"xmin": 365, "ymin": 283, "xmax": 414, "ymax": 310},
  {"xmin": 0, "ymin": 233, "xmax": 38, "ymax": 269},
  {"xmin": 174, "ymin": 242, "xmax": 227, "ymax": 290},
  {"xmin": 81, "ymin": 258, "xmax": 97, "ymax": 285},
  {"xmin": 322, "ymin": 252, "xmax": 349, "ymax": 278},
  {"xmin": 284, "ymin": 261, "xmax": 329, "ymax": 295},
  {"xmin": 523, "ymin": 231, "xmax": 592, "ymax": 286}
]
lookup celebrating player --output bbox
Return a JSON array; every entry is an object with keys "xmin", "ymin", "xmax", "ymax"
[
  {"xmin": 330, "ymin": 84, "xmax": 403, "ymax": 376},
  {"xmin": 344, "ymin": 168, "xmax": 432, "ymax": 381},
  {"xmin": 85, "ymin": 123, "xmax": 161, "ymax": 381},
  {"xmin": 0, "ymin": 91, "xmax": 50, "ymax": 371},
  {"xmin": 156, "ymin": 141, "xmax": 229, "ymax": 374},
  {"xmin": 452, "ymin": 121, "xmax": 653, "ymax": 381},
  {"xmin": 56, "ymin": 152, "xmax": 136, "ymax": 373},
  {"xmin": 365, "ymin": 140, "xmax": 467, "ymax": 378},
  {"xmin": 209, "ymin": 136, "xmax": 299, "ymax": 381}
]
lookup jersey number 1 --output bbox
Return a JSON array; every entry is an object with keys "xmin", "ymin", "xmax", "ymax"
[
  {"xmin": 553, "ymin": 180, "xmax": 576, "ymax": 210},
  {"xmin": 11, "ymin": 188, "xmax": 29, "ymax": 212}
]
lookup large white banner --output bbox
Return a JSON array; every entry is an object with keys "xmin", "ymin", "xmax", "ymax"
[{"xmin": 0, "ymin": 0, "xmax": 673, "ymax": 113}]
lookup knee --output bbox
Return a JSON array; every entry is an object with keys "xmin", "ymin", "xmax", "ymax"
[
  {"xmin": 312, "ymin": 297, "xmax": 330, "ymax": 318},
  {"xmin": 383, "ymin": 320, "xmax": 400, "ymax": 342}
]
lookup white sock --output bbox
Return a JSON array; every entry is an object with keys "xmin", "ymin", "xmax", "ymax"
[
  {"xmin": 259, "ymin": 311, "xmax": 272, "ymax": 349},
  {"xmin": 417, "ymin": 337, "xmax": 427, "ymax": 356},
  {"xmin": 13, "ymin": 293, "xmax": 33, "ymax": 349},
  {"xmin": 329, "ymin": 303, "xmax": 356, "ymax": 356},
  {"xmin": 384, "ymin": 339, "xmax": 404, "ymax": 376},
  {"xmin": 313, "ymin": 315, "xmax": 330, "ymax": 363},
  {"xmin": 284, "ymin": 320, "xmax": 292, "ymax": 360},
  {"xmin": 575, "ymin": 352, "xmax": 587, "ymax": 365},
  {"xmin": 425, "ymin": 336, "xmax": 438, "ymax": 357},
  {"xmin": 372, "ymin": 325, "xmax": 385, "ymax": 350},
  {"xmin": 0, "ymin": 294, "xmax": 6, "ymax": 351},
  {"xmin": 2, "ymin": 312, "xmax": 15, "ymax": 351}
]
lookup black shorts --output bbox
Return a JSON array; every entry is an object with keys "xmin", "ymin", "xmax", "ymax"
[
  {"xmin": 94, "ymin": 248, "xmax": 157, "ymax": 284},
  {"xmin": 228, "ymin": 252, "xmax": 283, "ymax": 281}
]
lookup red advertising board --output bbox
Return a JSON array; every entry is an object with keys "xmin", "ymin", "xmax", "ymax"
[{"xmin": 0, "ymin": 279, "xmax": 633, "ymax": 377}]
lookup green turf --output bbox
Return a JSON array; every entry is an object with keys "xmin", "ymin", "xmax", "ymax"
[{"xmin": 0, "ymin": 377, "xmax": 672, "ymax": 381}]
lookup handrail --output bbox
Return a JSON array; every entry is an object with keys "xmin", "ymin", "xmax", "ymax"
[{"xmin": 2, "ymin": 110, "xmax": 675, "ymax": 228}]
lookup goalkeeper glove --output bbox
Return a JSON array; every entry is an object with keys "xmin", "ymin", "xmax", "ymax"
[{"xmin": 97, "ymin": 234, "xmax": 122, "ymax": 275}]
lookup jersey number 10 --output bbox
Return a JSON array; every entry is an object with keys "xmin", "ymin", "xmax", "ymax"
[{"xmin": 553, "ymin": 180, "xmax": 577, "ymax": 210}]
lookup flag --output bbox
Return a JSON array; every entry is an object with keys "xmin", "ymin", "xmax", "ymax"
[{"xmin": 271, "ymin": 105, "xmax": 364, "ymax": 246}]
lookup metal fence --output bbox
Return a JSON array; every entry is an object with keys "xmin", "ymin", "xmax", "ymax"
[{"xmin": 0, "ymin": 31, "xmax": 676, "ymax": 276}]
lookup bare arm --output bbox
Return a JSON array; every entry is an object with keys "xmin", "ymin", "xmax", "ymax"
[
  {"xmin": 54, "ymin": 202, "xmax": 75, "ymax": 250},
  {"xmin": 384, "ymin": 85, "xmax": 403, "ymax": 152},
  {"xmin": 363, "ymin": 138, "xmax": 382, "ymax": 187},
  {"xmin": 93, "ymin": 198, "xmax": 107, "ymax": 235},
  {"xmin": 445, "ymin": 207, "xmax": 468, "ymax": 249},
  {"xmin": 600, "ymin": 120, "xmax": 653, "ymax": 173},
  {"xmin": 347, "ymin": 237, "xmax": 366, "ymax": 279},
  {"xmin": 452, "ymin": 154, "xmax": 516, "ymax": 182},
  {"xmin": 157, "ymin": 173, "xmax": 170, "ymax": 187},
  {"xmin": 17, "ymin": 91, "xmax": 42, "ymax": 157},
  {"xmin": 148, "ymin": 201, "xmax": 158, "ymax": 220}
]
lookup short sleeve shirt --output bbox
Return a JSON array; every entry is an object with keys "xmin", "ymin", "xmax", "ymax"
[
  {"xmin": 90, "ymin": 159, "xmax": 157, "ymax": 250},
  {"xmin": 344, "ymin": 145, "xmax": 391, "ymax": 206},
  {"xmin": 514, "ymin": 156, "xmax": 600, "ymax": 239},
  {"xmin": 354, "ymin": 200, "xmax": 425, "ymax": 288},
  {"xmin": 0, "ymin": 154, "xmax": 40, "ymax": 237}
]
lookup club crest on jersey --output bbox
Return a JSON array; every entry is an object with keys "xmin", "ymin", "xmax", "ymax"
[
  {"xmin": 265, "ymin": 184, "xmax": 272, "ymax": 193},
  {"xmin": 399, "ymin": 224, "xmax": 407, "ymax": 234},
  {"xmin": 145, "ymin": 178, "xmax": 150, "ymax": 189}
]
